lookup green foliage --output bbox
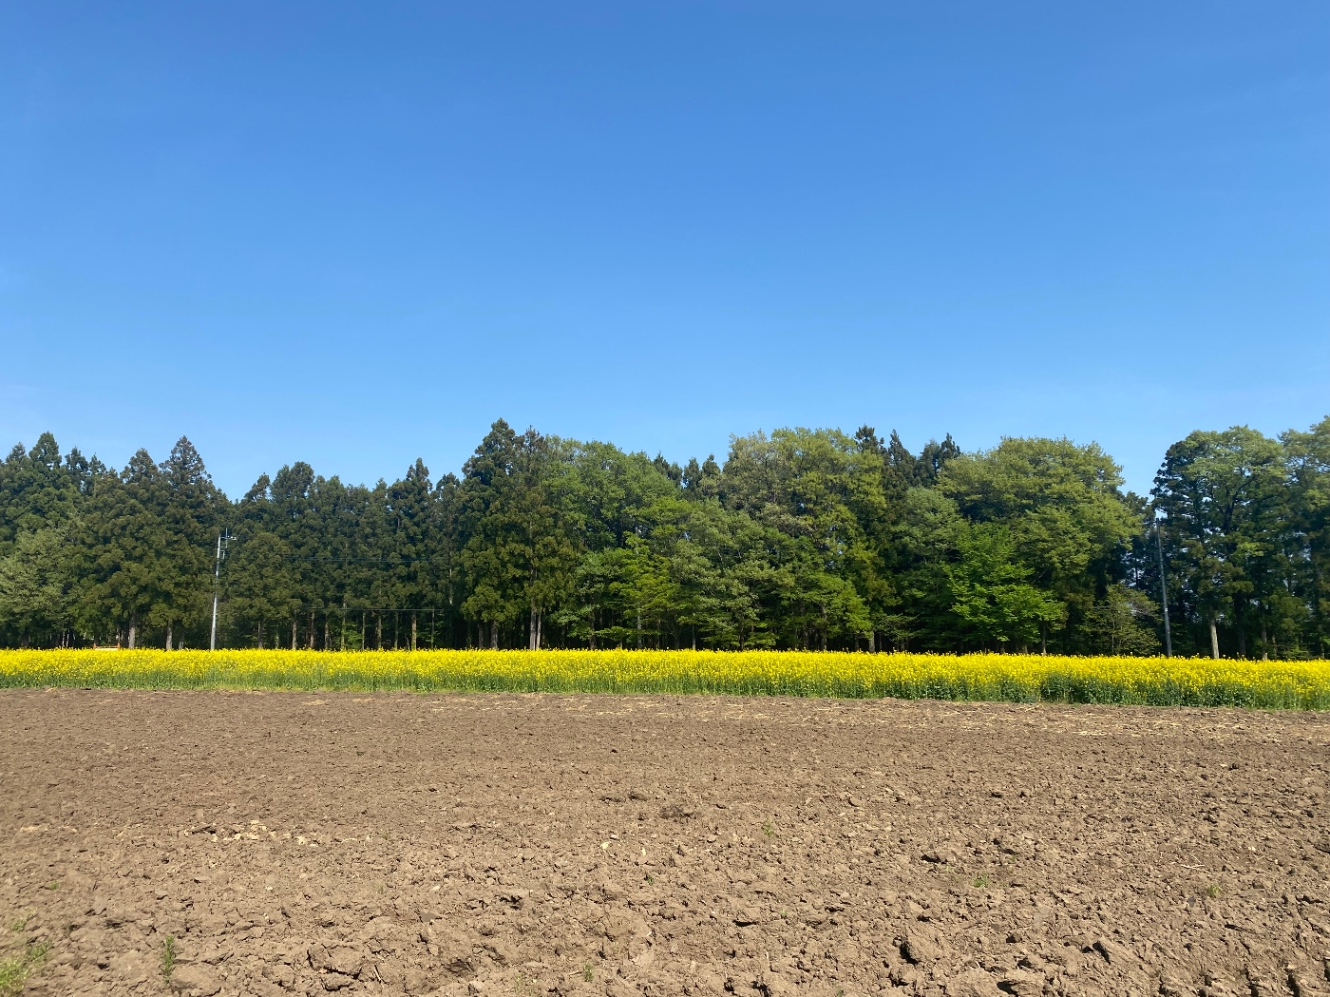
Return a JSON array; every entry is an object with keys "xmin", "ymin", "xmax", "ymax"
[
  {"xmin": 940, "ymin": 436, "xmax": 1139, "ymax": 641},
  {"xmin": 0, "ymin": 940, "xmax": 49, "ymax": 997},
  {"xmin": 1080, "ymin": 586, "xmax": 1161, "ymax": 657},
  {"xmin": 946, "ymin": 523, "xmax": 1066, "ymax": 650},
  {"xmin": 0, "ymin": 525, "xmax": 78, "ymax": 647},
  {"xmin": 1153, "ymin": 426, "xmax": 1297, "ymax": 658},
  {"xmin": 0, "ymin": 416, "xmax": 1327, "ymax": 656},
  {"xmin": 161, "ymin": 935, "xmax": 176, "ymax": 983}
]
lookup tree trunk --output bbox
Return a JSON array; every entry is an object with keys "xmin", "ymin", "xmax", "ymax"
[
  {"xmin": 868, "ymin": 631, "xmax": 876, "ymax": 654},
  {"xmin": 307, "ymin": 611, "xmax": 315, "ymax": 650},
  {"xmin": 1209, "ymin": 618, "xmax": 1220, "ymax": 659},
  {"xmin": 375, "ymin": 613, "xmax": 382, "ymax": 650},
  {"xmin": 291, "ymin": 619, "xmax": 298, "ymax": 650},
  {"xmin": 128, "ymin": 619, "xmax": 137, "ymax": 650},
  {"xmin": 490, "ymin": 620, "xmax": 499, "ymax": 650},
  {"xmin": 257, "ymin": 621, "xmax": 264, "ymax": 650},
  {"xmin": 165, "ymin": 623, "xmax": 173, "ymax": 651},
  {"xmin": 324, "ymin": 615, "xmax": 331, "ymax": 651},
  {"xmin": 411, "ymin": 612, "xmax": 417, "ymax": 651},
  {"xmin": 536, "ymin": 611, "xmax": 542, "ymax": 649},
  {"xmin": 1261, "ymin": 621, "xmax": 1269, "ymax": 661}
]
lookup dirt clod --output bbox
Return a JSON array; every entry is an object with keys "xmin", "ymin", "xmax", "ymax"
[
  {"xmin": 167, "ymin": 963, "xmax": 222, "ymax": 996},
  {"xmin": 901, "ymin": 926, "xmax": 945, "ymax": 965}
]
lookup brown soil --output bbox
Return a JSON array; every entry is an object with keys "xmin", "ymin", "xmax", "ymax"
[{"xmin": 1, "ymin": 690, "xmax": 1329, "ymax": 997}]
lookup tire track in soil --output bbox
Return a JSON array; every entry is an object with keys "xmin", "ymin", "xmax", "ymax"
[{"xmin": 1, "ymin": 690, "xmax": 1328, "ymax": 997}]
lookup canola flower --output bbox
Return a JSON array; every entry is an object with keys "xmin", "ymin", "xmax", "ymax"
[{"xmin": 0, "ymin": 648, "xmax": 1328, "ymax": 709}]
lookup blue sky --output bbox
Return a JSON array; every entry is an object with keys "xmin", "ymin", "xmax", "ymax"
[{"xmin": 2, "ymin": 2, "xmax": 1327, "ymax": 496}]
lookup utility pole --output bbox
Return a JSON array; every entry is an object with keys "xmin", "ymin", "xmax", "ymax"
[
  {"xmin": 1155, "ymin": 517, "xmax": 1172, "ymax": 658},
  {"xmin": 210, "ymin": 529, "xmax": 233, "ymax": 651}
]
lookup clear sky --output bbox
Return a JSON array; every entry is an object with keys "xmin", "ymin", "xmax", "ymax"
[{"xmin": 2, "ymin": 2, "xmax": 1327, "ymax": 497}]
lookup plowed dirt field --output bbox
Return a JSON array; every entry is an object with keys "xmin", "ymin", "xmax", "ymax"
[{"xmin": 1, "ymin": 690, "xmax": 1328, "ymax": 997}]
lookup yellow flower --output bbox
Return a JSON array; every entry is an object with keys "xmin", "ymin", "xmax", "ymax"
[{"xmin": 0, "ymin": 648, "xmax": 1327, "ymax": 708}]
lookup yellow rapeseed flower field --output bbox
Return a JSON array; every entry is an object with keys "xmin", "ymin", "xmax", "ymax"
[{"xmin": 1, "ymin": 648, "xmax": 1328, "ymax": 708}]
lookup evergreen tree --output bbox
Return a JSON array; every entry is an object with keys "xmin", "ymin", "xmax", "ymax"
[
  {"xmin": 0, "ymin": 433, "xmax": 81, "ymax": 555},
  {"xmin": 1151, "ymin": 427, "xmax": 1287, "ymax": 658},
  {"xmin": 459, "ymin": 421, "xmax": 579, "ymax": 649},
  {"xmin": 1284, "ymin": 417, "xmax": 1330, "ymax": 657},
  {"xmin": 0, "ymin": 525, "xmax": 78, "ymax": 647}
]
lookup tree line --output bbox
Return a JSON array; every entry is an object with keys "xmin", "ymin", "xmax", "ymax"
[{"xmin": 0, "ymin": 416, "xmax": 1326, "ymax": 657}]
